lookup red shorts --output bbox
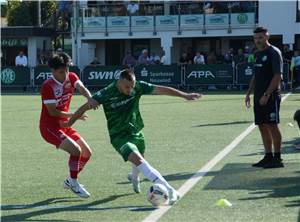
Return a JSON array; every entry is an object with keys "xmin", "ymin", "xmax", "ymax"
[{"xmin": 40, "ymin": 124, "xmax": 81, "ymax": 148}]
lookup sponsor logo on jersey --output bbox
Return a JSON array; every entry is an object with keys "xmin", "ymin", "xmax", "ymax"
[
  {"xmin": 57, "ymin": 93, "xmax": 72, "ymax": 106},
  {"xmin": 1, "ymin": 68, "xmax": 16, "ymax": 84},
  {"xmin": 64, "ymin": 82, "xmax": 71, "ymax": 89},
  {"xmin": 111, "ymin": 97, "xmax": 135, "ymax": 108},
  {"xmin": 262, "ymin": 56, "xmax": 267, "ymax": 61},
  {"xmin": 54, "ymin": 88, "xmax": 63, "ymax": 97}
]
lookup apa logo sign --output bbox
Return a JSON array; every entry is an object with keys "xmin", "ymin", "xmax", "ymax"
[
  {"xmin": 88, "ymin": 70, "xmax": 121, "ymax": 80},
  {"xmin": 36, "ymin": 72, "xmax": 52, "ymax": 80},
  {"xmin": 187, "ymin": 71, "xmax": 215, "ymax": 79},
  {"xmin": 1, "ymin": 68, "xmax": 16, "ymax": 84}
]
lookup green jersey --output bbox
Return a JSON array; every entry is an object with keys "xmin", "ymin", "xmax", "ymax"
[{"xmin": 92, "ymin": 81, "xmax": 156, "ymax": 140}]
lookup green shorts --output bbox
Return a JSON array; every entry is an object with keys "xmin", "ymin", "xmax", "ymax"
[{"xmin": 111, "ymin": 131, "xmax": 146, "ymax": 162}]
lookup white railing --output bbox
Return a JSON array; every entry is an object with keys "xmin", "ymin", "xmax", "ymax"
[{"xmin": 71, "ymin": 12, "xmax": 256, "ymax": 33}]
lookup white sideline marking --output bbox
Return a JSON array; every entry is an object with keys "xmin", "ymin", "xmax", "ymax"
[{"xmin": 142, "ymin": 93, "xmax": 291, "ymax": 222}]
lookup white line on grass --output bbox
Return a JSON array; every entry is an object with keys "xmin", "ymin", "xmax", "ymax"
[{"xmin": 142, "ymin": 92, "xmax": 291, "ymax": 222}]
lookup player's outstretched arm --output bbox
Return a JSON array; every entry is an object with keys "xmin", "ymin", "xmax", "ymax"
[
  {"xmin": 75, "ymin": 82, "xmax": 99, "ymax": 110},
  {"xmin": 61, "ymin": 101, "xmax": 96, "ymax": 128},
  {"xmin": 152, "ymin": 85, "xmax": 202, "ymax": 100}
]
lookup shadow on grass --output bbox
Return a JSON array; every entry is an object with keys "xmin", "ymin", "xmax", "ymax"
[
  {"xmin": 240, "ymin": 137, "xmax": 300, "ymax": 157},
  {"xmin": 1, "ymin": 193, "xmax": 152, "ymax": 222},
  {"xmin": 203, "ymin": 163, "xmax": 300, "ymax": 202},
  {"xmin": 116, "ymin": 172, "xmax": 195, "ymax": 185},
  {"xmin": 1, "ymin": 197, "xmax": 83, "ymax": 211},
  {"xmin": 193, "ymin": 120, "xmax": 252, "ymax": 128}
]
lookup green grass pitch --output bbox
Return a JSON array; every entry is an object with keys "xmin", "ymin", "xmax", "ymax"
[{"xmin": 1, "ymin": 92, "xmax": 300, "ymax": 222}]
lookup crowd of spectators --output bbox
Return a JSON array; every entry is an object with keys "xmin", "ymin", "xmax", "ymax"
[
  {"xmin": 178, "ymin": 46, "xmax": 256, "ymax": 66},
  {"xmin": 85, "ymin": 1, "xmax": 256, "ymax": 17},
  {"xmin": 122, "ymin": 49, "xmax": 166, "ymax": 67}
]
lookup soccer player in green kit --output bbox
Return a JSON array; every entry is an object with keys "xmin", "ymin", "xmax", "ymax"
[{"xmin": 62, "ymin": 69, "xmax": 201, "ymax": 205}]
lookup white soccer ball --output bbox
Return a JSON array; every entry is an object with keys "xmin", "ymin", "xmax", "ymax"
[{"xmin": 147, "ymin": 183, "xmax": 169, "ymax": 207}]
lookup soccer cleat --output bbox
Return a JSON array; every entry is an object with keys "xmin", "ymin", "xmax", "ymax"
[
  {"xmin": 168, "ymin": 189, "xmax": 180, "ymax": 205},
  {"xmin": 263, "ymin": 158, "xmax": 284, "ymax": 169},
  {"xmin": 128, "ymin": 173, "xmax": 141, "ymax": 193},
  {"xmin": 252, "ymin": 156, "xmax": 272, "ymax": 167},
  {"xmin": 63, "ymin": 177, "xmax": 90, "ymax": 198}
]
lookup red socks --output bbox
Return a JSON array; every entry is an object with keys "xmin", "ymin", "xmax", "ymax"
[
  {"xmin": 69, "ymin": 155, "xmax": 90, "ymax": 179},
  {"xmin": 69, "ymin": 155, "xmax": 80, "ymax": 179},
  {"xmin": 79, "ymin": 156, "xmax": 90, "ymax": 173}
]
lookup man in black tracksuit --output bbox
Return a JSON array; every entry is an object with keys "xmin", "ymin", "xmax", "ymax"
[{"xmin": 245, "ymin": 27, "xmax": 284, "ymax": 168}]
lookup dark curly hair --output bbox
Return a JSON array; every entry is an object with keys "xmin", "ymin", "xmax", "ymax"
[{"xmin": 48, "ymin": 52, "xmax": 71, "ymax": 70}]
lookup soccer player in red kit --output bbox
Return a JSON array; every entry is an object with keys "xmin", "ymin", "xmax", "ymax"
[{"xmin": 39, "ymin": 53, "xmax": 98, "ymax": 198}]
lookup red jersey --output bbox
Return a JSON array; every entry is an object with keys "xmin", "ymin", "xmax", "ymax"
[{"xmin": 40, "ymin": 72, "xmax": 80, "ymax": 127}]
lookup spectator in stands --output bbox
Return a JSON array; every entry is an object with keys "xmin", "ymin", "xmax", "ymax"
[
  {"xmin": 149, "ymin": 52, "xmax": 161, "ymax": 65},
  {"xmin": 282, "ymin": 44, "xmax": 293, "ymax": 63},
  {"xmin": 154, "ymin": 53, "xmax": 161, "ymax": 65},
  {"xmin": 223, "ymin": 49, "xmax": 234, "ymax": 64},
  {"xmin": 247, "ymin": 48, "xmax": 256, "ymax": 63},
  {"xmin": 122, "ymin": 51, "xmax": 136, "ymax": 67},
  {"xmin": 291, "ymin": 50, "xmax": 300, "ymax": 89},
  {"xmin": 179, "ymin": 52, "xmax": 192, "ymax": 65},
  {"xmin": 206, "ymin": 51, "xmax": 217, "ymax": 64},
  {"xmin": 90, "ymin": 57, "xmax": 101, "ymax": 65},
  {"xmin": 203, "ymin": 2, "xmax": 214, "ymax": 14},
  {"xmin": 127, "ymin": 1, "xmax": 139, "ymax": 15},
  {"xmin": 39, "ymin": 53, "xmax": 47, "ymax": 65},
  {"xmin": 234, "ymin": 48, "xmax": 246, "ymax": 64},
  {"xmin": 244, "ymin": 46, "xmax": 250, "ymax": 58},
  {"xmin": 15, "ymin": 51, "xmax": 28, "ymax": 67},
  {"xmin": 138, "ymin": 49, "xmax": 150, "ymax": 65},
  {"xmin": 193, "ymin": 52, "xmax": 205, "ymax": 65},
  {"xmin": 149, "ymin": 53, "xmax": 156, "ymax": 64}
]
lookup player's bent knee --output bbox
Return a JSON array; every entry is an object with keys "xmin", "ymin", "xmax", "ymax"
[
  {"xmin": 82, "ymin": 148, "xmax": 92, "ymax": 158},
  {"xmin": 73, "ymin": 146, "xmax": 82, "ymax": 156},
  {"xmin": 67, "ymin": 143, "xmax": 82, "ymax": 156},
  {"xmin": 59, "ymin": 138, "xmax": 82, "ymax": 156},
  {"xmin": 128, "ymin": 151, "xmax": 144, "ymax": 166},
  {"xmin": 76, "ymin": 138, "xmax": 92, "ymax": 158}
]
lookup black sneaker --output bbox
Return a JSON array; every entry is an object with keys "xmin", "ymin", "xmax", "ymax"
[
  {"xmin": 263, "ymin": 158, "xmax": 284, "ymax": 169},
  {"xmin": 252, "ymin": 156, "xmax": 272, "ymax": 167}
]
